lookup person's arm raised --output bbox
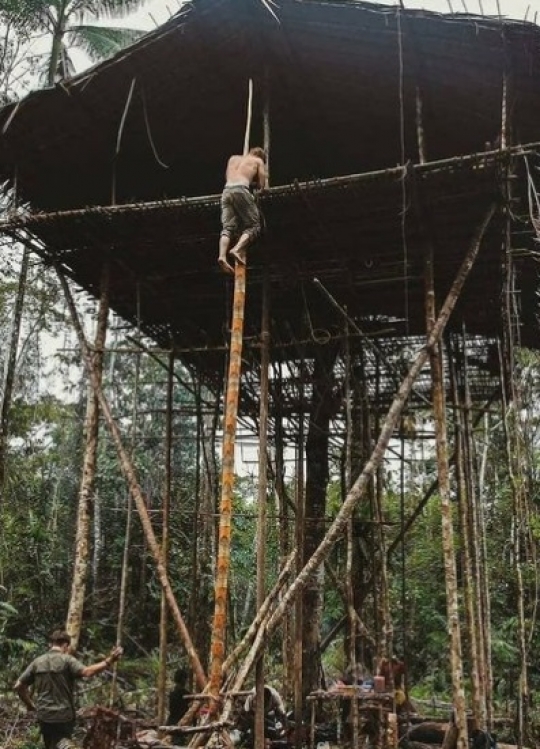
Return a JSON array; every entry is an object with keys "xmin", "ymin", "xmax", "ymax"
[{"xmin": 80, "ymin": 646, "xmax": 123, "ymax": 678}]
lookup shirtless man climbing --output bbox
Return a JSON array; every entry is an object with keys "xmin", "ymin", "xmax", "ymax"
[{"xmin": 218, "ymin": 147, "xmax": 267, "ymax": 274}]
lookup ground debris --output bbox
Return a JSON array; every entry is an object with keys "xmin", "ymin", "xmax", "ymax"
[{"xmin": 81, "ymin": 705, "xmax": 140, "ymax": 749}]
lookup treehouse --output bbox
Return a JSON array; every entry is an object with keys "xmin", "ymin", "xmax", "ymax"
[{"xmin": 0, "ymin": 0, "xmax": 539, "ymax": 746}]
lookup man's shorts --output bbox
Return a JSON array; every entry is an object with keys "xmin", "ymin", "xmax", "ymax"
[{"xmin": 220, "ymin": 185, "xmax": 261, "ymax": 240}]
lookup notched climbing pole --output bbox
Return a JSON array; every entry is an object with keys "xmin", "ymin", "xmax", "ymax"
[{"xmin": 209, "ymin": 258, "xmax": 247, "ymax": 704}]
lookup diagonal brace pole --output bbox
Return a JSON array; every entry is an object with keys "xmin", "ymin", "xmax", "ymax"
[
  {"xmin": 218, "ymin": 203, "xmax": 497, "ymax": 711},
  {"xmin": 56, "ymin": 266, "xmax": 207, "ymax": 690}
]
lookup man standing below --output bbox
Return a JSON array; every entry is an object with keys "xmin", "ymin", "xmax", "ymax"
[
  {"xmin": 217, "ymin": 147, "xmax": 267, "ymax": 275},
  {"xmin": 14, "ymin": 629, "xmax": 123, "ymax": 749},
  {"xmin": 167, "ymin": 667, "xmax": 190, "ymax": 745}
]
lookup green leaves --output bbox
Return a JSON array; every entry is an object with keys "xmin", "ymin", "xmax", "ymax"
[
  {"xmin": 66, "ymin": 25, "xmax": 145, "ymax": 62},
  {"xmin": 72, "ymin": 0, "xmax": 148, "ymax": 21},
  {"xmin": 0, "ymin": 600, "xmax": 18, "ymax": 617},
  {"xmin": 1, "ymin": 0, "xmax": 147, "ymax": 91}
]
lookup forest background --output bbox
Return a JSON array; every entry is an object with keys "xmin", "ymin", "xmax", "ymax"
[{"xmin": 1, "ymin": 0, "xmax": 540, "ymax": 748}]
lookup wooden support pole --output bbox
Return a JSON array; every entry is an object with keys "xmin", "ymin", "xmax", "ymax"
[
  {"xmin": 0, "ymin": 246, "xmax": 29, "ymax": 502},
  {"xmin": 255, "ymin": 266, "xmax": 270, "ymax": 749},
  {"xmin": 56, "ymin": 268, "xmax": 207, "ymax": 691},
  {"xmin": 424, "ymin": 239, "xmax": 467, "ymax": 749},
  {"xmin": 219, "ymin": 204, "xmax": 496, "ymax": 703},
  {"xmin": 294, "ymin": 380, "xmax": 305, "ymax": 749},
  {"xmin": 344, "ymin": 327, "xmax": 359, "ymax": 747},
  {"xmin": 223, "ymin": 549, "xmax": 295, "ymax": 679},
  {"xmin": 66, "ymin": 261, "xmax": 110, "ymax": 653},
  {"xmin": 208, "ymin": 261, "xmax": 248, "ymax": 701},
  {"xmin": 110, "ymin": 329, "xmax": 140, "ymax": 707},
  {"xmin": 208, "ymin": 76, "xmax": 253, "ymax": 707},
  {"xmin": 274, "ymin": 367, "xmax": 293, "ymax": 700},
  {"xmin": 448, "ymin": 336, "xmax": 483, "ymax": 731},
  {"xmin": 158, "ymin": 350, "xmax": 175, "ymax": 724},
  {"xmin": 460, "ymin": 332, "xmax": 488, "ymax": 728},
  {"xmin": 255, "ymin": 76, "xmax": 271, "ymax": 749}
]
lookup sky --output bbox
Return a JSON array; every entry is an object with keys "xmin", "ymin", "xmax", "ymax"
[{"xmin": 128, "ymin": 0, "xmax": 540, "ymax": 32}]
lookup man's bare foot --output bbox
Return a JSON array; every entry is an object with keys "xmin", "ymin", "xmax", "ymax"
[
  {"xmin": 230, "ymin": 247, "xmax": 246, "ymax": 265},
  {"xmin": 218, "ymin": 257, "xmax": 234, "ymax": 275}
]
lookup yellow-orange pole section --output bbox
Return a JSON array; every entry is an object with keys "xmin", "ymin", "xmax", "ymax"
[
  {"xmin": 209, "ymin": 76, "xmax": 252, "ymax": 707},
  {"xmin": 209, "ymin": 261, "xmax": 247, "ymax": 703}
]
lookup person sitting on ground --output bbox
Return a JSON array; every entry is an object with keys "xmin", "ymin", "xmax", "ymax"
[
  {"xmin": 240, "ymin": 684, "xmax": 287, "ymax": 743},
  {"xmin": 14, "ymin": 629, "xmax": 123, "ymax": 749},
  {"xmin": 217, "ymin": 147, "xmax": 267, "ymax": 274},
  {"xmin": 167, "ymin": 667, "xmax": 189, "ymax": 744}
]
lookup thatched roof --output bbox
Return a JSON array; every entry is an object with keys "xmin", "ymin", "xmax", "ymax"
[
  {"xmin": 2, "ymin": 0, "xmax": 540, "ymax": 209},
  {"xmin": 0, "ymin": 0, "xmax": 539, "ymax": 401}
]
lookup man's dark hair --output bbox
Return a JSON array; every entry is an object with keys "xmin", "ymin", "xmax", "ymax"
[
  {"xmin": 249, "ymin": 146, "xmax": 266, "ymax": 162},
  {"xmin": 50, "ymin": 630, "xmax": 71, "ymax": 646}
]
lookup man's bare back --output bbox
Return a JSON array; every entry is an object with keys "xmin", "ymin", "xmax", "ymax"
[
  {"xmin": 218, "ymin": 147, "xmax": 267, "ymax": 274},
  {"xmin": 225, "ymin": 154, "xmax": 266, "ymax": 190}
]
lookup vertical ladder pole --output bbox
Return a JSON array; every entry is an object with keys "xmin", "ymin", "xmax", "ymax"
[
  {"xmin": 255, "ymin": 68, "xmax": 271, "ymax": 749},
  {"xmin": 208, "ymin": 78, "xmax": 254, "ymax": 705}
]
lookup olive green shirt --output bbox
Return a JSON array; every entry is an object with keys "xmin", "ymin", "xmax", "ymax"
[{"xmin": 18, "ymin": 650, "xmax": 85, "ymax": 723}]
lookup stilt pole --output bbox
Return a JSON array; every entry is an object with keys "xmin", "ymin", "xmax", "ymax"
[
  {"xmin": 344, "ymin": 325, "xmax": 359, "ymax": 747},
  {"xmin": 294, "ymin": 397, "xmax": 304, "ymax": 749},
  {"xmin": 158, "ymin": 350, "xmax": 175, "ymax": 723},
  {"xmin": 255, "ymin": 73, "xmax": 271, "ymax": 749},
  {"xmin": 255, "ymin": 267, "xmax": 270, "ymax": 749},
  {"xmin": 66, "ymin": 261, "xmax": 110, "ymax": 653},
  {"xmin": 208, "ymin": 262, "xmax": 247, "ymax": 703},
  {"xmin": 424, "ymin": 238, "xmax": 467, "ymax": 748},
  {"xmin": 208, "ymin": 77, "xmax": 253, "ymax": 705}
]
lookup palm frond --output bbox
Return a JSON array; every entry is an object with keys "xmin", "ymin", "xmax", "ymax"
[
  {"xmin": 66, "ymin": 24, "xmax": 145, "ymax": 61},
  {"xmin": 70, "ymin": 0, "xmax": 150, "ymax": 22}
]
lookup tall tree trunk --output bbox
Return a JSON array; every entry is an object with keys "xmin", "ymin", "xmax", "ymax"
[
  {"xmin": 448, "ymin": 342, "xmax": 482, "ymax": 731},
  {"xmin": 462, "ymin": 335, "xmax": 489, "ymax": 727},
  {"xmin": 66, "ymin": 263, "xmax": 110, "ymax": 651},
  {"xmin": 302, "ymin": 347, "xmax": 338, "ymax": 697},
  {"xmin": 350, "ymin": 346, "xmax": 372, "ymax": 670},
  {"xmin": 0, "ymin": 246, "xmax": 29, "ymax": 502},
  {"xmin": 47, "ymin": 0, "xmax": 67, "ymax": 87}
]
